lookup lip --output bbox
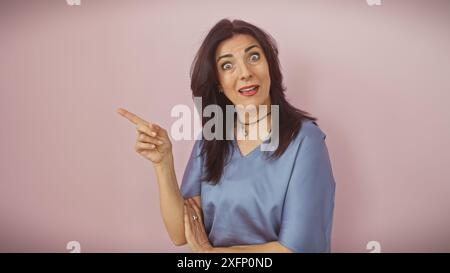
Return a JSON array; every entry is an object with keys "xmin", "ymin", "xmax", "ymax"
[
  {"xmin": 238, "ymin": 86, "xmax": 259, "ymax": 97},
  {"xmin": 238, "ymin": 84, "xmax": 259, "ymax": 92}
]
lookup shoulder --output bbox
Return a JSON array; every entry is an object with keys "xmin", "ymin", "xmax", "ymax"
[
  {"xmin": 278, "ymin": 119, "xmax": 327, "ymax": 158},
  {"xmin": 188, "ymin": 134, "xmax": 205, "ymax": 160},
  {"xmin": 295, "ymin": 119, "xmax": 327, "ymax": 143},
  {"xmin": 284, "ymin": 119, "xmax": 327, "ymax": 158}
]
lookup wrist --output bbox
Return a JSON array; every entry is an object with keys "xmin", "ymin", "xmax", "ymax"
[
  {"xmin": 202, "ymin": 246, "xmax": 215, "ymax": 253},
  {"xmin": 153, "ymin": 154, "xmax": 174, "ymax": 171}
]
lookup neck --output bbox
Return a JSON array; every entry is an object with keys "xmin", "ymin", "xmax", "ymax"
[
  {"xmin": 236, "ymin": 104, "xmax": 272, "ymax": 125},
  {"xmin": 234, "ymin": 110, "xmax": 272, "ymax": 141},
  {"xmin": 237, "ymin": 111, "xmax": 271, "ymax": 125}
]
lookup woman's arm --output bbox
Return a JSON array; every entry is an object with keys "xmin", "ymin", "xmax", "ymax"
[
  {"xmin": 117, "ymin": 108, "xmax": 190, "ymax": 246},
  {"xmin": 208, "ymin": 241, "xmax": 293, "ymax": 253},
  {"xmin": 184, "ymin": 198, "xmax": 292, "ymax": 253},
  {"xmin": 154, "ymin": 154, "xmax": 187, "ymax": 246}
]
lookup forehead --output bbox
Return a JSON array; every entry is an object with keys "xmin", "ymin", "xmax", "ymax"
[{"xmin": 215, "ymin": 34, "xmax": 261, "ymax": 57}]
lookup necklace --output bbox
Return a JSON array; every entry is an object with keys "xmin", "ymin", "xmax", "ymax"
[{"xmin": 236, "ymin": 110, "xmax": 272, "ymax": 137}]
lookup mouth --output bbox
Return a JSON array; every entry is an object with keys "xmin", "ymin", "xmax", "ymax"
[{"xmin": 238, "ymin": 84, "xmax": 259, "ymax": 97}]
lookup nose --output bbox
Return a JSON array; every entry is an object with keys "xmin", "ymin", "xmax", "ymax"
[{"xmin": 237, "ymin": 61, "xmax": 252, "ymax": 81}]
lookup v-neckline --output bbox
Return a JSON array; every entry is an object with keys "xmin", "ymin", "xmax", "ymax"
[
  {"xmin": 232, "ymin": 118, "xmax": 272, "ymax": 158},
  {"xmin": 234, "ymin": 139, "xmax": 260, "ymax": 158},
  {"xmin": 233, "ymin": 133, "xmax": 272, "ymax": 158}
]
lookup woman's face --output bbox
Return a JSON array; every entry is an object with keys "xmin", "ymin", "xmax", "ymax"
[{"xmin": 215, "ymin": 34, "xmax": 271, "ymax": 110}]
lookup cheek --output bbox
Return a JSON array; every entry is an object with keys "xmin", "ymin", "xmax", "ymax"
[
  {"xmin": 265, "ymin": 74, "xmax": 271, "ymax": 89},
  {"xmin": 262, "ymin": 67, "xmax": 271, "ymax": 87},
  {"xmin": 220, "ymin": 74, "xmax": 238, "ymax": 91},
  {"xmin": 256, "ymin": 68, "xmax": 271, "ymax": 89}
]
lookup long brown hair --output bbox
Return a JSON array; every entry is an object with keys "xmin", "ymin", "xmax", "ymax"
[{"xmin": 190, "ymin": 18, "xmax": 317, "ymax": 184}]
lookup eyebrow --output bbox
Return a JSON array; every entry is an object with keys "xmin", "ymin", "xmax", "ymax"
[{"xmin": 216, "ymin": 45, "xmax": 260, "ymax": 63}]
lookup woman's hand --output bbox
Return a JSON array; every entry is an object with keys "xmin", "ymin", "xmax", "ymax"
[
  {"xmin": 184, "ymin": 198, "xmax": 213, "ymax": 253},
  {"xmin": 117, "ymin": 108, "xmax": 172, "ymax": 166}
]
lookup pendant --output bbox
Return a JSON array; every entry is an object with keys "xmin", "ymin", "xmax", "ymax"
[{"xmin": 240, "ymin": 123, "xmax": 248, "ymax": 137}]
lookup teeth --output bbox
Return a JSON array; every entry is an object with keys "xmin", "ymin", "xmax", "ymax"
[{"xmin": 239, "ymin": 86, "xmax": 258, "ymax": 92}]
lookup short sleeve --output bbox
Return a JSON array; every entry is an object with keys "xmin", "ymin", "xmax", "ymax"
[
  {"xmin": 278, "ymin": 130, "xmax": 336, "ymax": 253},
  {"xmin": 180, "ymin": 139, "xmax": 204, "ymax": 199}
]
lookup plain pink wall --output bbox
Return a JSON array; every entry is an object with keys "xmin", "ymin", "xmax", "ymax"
[{"xmin": 1, "ymin": 0, "xmax": 449, "ymax": 252}]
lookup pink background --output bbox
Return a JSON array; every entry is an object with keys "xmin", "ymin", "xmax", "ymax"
[{"xmin": 1, "ymin": 0, "xmax": 449, "ymax": 252}]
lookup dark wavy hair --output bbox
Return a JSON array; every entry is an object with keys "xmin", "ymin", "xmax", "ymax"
[{"xmin": 190, "ymin": 18, "xmax": 317, "ymax": 184}]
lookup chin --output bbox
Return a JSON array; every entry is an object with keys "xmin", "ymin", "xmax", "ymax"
[
  {"xmin": 231, "ymin": 93, "xmax": 268, "ymax": 108},
  {"xmin": 237, "ymin": 100, "xmax": 268, "ymax": 111}
]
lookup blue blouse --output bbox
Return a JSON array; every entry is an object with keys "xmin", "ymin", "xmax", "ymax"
[{"xmin": 180, "ymin": 119, "xmax": 336, "ymax": 253}]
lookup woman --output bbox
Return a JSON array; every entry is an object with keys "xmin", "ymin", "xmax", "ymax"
[{"xmin": 117, "ymin": 19, "xmax": 336, "ymax": 253}]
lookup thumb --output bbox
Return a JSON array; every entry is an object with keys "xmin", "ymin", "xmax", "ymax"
[{"xmin": 152, "ymin": 123, "xmax": 169, "ymax": 139}]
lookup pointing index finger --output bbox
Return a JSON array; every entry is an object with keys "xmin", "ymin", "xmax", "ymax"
[{"xmin": 117, "ymin": 108, "xmax": 148, "ymax": 125}]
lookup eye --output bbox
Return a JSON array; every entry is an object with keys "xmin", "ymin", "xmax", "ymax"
[
  {"xmin": 249, "ymin": 52, "xmax": 260, "ymax": 62},
  {"xmin": 221, "ymin": 62, "xmax": 232, "ymax": 70}
]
